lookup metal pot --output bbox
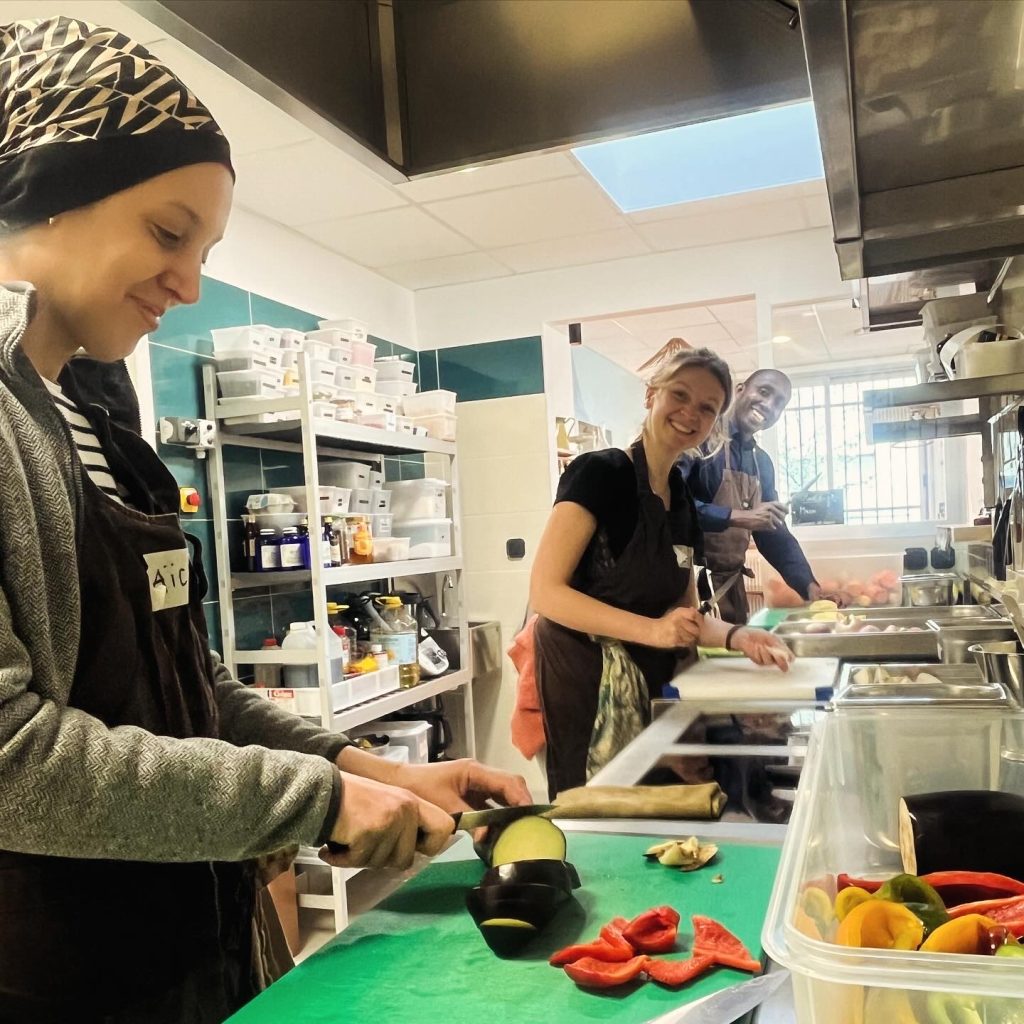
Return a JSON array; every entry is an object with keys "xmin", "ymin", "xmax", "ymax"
[
  {"xmin": 969, "ymin": 640, "xmax": 1024, "ymax": 705},
  {"xmin": 900, "ymin": 573, "xmax": 957, "ymax": 607}
]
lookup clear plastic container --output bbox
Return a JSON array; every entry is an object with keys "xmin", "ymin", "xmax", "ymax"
[
  {"xmin": 402, "ymin": 389, "xmax": 456, "ymax": 418},
  {"xmin": 274, "ymin": 485, "xmax": 351, "ymax": 515},
  {"xmin": 303, "ymin": 357, "xmax": 338, "ymax": 387},
  {"xmin": 368, "ymin": 470, "xmax": 384, "ymax": 491},
  {"xmin": 385, "ymin": 479, "xmax": 448, "ymax": 520},
  {"xmin": 375, "ymin": 395, "xmax": 399, "ymax": 415},
  {"xmin": 352, "ymin": 366, "xmax": 378, "ymax": 393},
  {"xmin": 396, "ymin": 415, "xmax": 413, "ymax": 435},
  {"xmin": 309, "ymin": 400, "xmax": 336, "ymax": 421},
  {"xmin": 411, "ymin": 412, "xmax": 456, "ymax": 441},
  {"xmin": 335, "ymin": 365, "xmax": 359, "ymax": 391},
  {"xmin": 281, "ymin": 622, "xmax": 328, "ymax": 687},
  {"xmin": 278, "ymin": 328, "xmax": 306, "ymax": 350},
  {"xmin": 350, "ymin": 339, "xmax": 377, "ymax": 366},
  {"xmin": 373, "ymin": 536, "xmax": 409, "ymax": 561},
  {"xmin": 358, "ymin": 411, "xmax": 397, "ymax": 431},
  {"xmin": 211, "ymin": 325, "xmax": 277, "ymax": 352},
  {"xmin": 762, "ymin": 708, "xmax": 1024, "ymax": 1020},
  {"xmin": 319, "ymin": 461, "xmax": 371, "ymax": 489},
  {"xmin": 214, "ymin": 349, "xmax": 282, "ymax": 372},
  {"xmin": 354, "ymin": 719, "xmax": 431, "ymax": 764},
  {"xmin": 394, "ymin": 518, "xmax": 452, "ymax": 558},
  {"xmin": 301, "ymin": 340, "xmax": 332, "ymax": 363},
  {"xmin": 245, "ymin": 492, "xmax": 296, "ymax": 514},
  {"xmin": 377, "ymin": 379, "xmax": 417, "ymax": 399},
  {"xmin": 316, "ymin": 318, "xmax": 369, "ymax": 343},
  {"xmin": 217, "ymin": 367, "xmax": 285, "ymax": 398},
  {"xmin": 370, "ymin": 489, "xmax": 391, "ymax": 513},
  {"xmin": 368, "ymin": 512, "xmax": 392, "ymax": 538},
  {"xmin": 350, "ymin": 488, "xmax": 374, "ymax": 513},
  {"xmin": 374, "ymin": 357, "xmax": 416, "ymax": 383}
]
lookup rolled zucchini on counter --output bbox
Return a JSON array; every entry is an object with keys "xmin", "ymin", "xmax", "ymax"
[{"xmin": 898, "ymin": 790, "xmax": 1024, "ymax": 879}]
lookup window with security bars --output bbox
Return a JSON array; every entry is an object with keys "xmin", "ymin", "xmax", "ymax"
[{"xmin": 776, "ymin": 371, "xmax": 947, "ymax": 525}]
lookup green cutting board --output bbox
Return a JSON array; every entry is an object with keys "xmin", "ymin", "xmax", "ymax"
[
  {"xmin": 748, "ymin": 608, "xmax": 793, "ymax": 630},
  {"xmin": 229, "ymin": 833, "xmax": 781, "ymax": 1024}
]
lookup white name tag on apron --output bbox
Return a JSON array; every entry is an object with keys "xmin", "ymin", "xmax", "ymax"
[
  {"xmin": 673, "ymin": 545, "xmax": 694, "ymax": 569},
  {"xmin": 143, "ymin": 547, "xmax": 190, "ymax": 612}
]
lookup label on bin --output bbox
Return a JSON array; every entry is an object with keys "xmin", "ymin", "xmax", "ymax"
[{"xmin": 380, "ymin": 633, "xmax": 417, "ymax": 666}]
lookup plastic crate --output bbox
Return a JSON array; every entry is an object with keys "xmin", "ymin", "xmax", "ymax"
[
  {"xmin": 762, "ymin": 708, "xmax": 1024, "ymax": 1021},
  {"xmin": 394, "ymin": 517, "xmax": 452, "ymax": 558},
  {"xmin": 316, "ymin": 318, "xmax": 368, "ymax": 343},
  {"xmin": 402, "ymin": 389, "xmax": 456, "ymax": 418},
  {"xmin": 214, "ymin": 349, "xmax": 282, "ymax": 372},
  {"xmin": 384, "ymin": 479, "xmax": 448, "ymax": 520},
  {"xmin": 350, "ymin": 339, "xmax": 377, "ymax": 367},
  {"xmin": 211, "ymin": 325, "xmax": 279, "ymax": 352},
  {"xmin": 411, "ymin": 412, "xmax": 456, "ymax": 441},
  {"xmin": 374, "ymin": 357, "xmax": 416, "ymax": 383},
  {"xmin": 217, "ymin": 367, "xmax": 285, "ymax": 398},
  {"xmin": 319, "ymin": 461, "xmax": 371, "ymax": 489}
]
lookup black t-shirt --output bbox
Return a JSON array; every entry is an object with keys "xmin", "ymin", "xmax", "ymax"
[{"xmin": 555, "ymin": 448, "xmax": 703, "ymax": 591}]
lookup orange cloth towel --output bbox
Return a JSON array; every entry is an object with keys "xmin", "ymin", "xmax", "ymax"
[{"xmin": 509, "ymin": 614, "xmax": 545, "ymax": 759}]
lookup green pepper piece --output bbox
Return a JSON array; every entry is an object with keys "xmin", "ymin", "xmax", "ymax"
[
  {"xmin": 995, "ymin": 942, "xmax": 1024, "ymax": 959},
  {"xmin": 878, "ymin": 874, "xmax": 950, "ymax": 936},
  {"xmin": 925, "ymin": 992, "xmax": 983, "ymax": 1024},
  {"xmin": 987, "ymin": 997, "xmax": 1024, "ymax": 1024}
]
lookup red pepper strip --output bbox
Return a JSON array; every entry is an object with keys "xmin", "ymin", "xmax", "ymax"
[
  {"xmin": 549, "ymin": 938, "xmax": 633, "ymax": 967},
  {"xmin": 692, "ymin": 914, "xmax": 762, "ymax": 974},
  {"xmin": 948, "ymin": 895, "xmax": 1024, "ymax": 937},
  {"xmin": 623, "ymin": 906, "xmax": 681, "ymax": 954},
  {"xmin": 644, "ymin": 954, "xmax": 716, "ymax": 988},
  {"xmin": 599, "ymin": 920, "xmax": 636, "ymax": 956},
  {"xmin": 838, "ymin": 871, "xmax": 1024, "ymax": 906},
  {"xmin": 563, "ymin": 955, "xmax": 647, "ymax": 989}
]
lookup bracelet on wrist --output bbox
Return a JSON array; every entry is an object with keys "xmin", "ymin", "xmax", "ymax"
[{"xmin": 724, "ymin": 625, "xmax": 744, "ymax": 651}]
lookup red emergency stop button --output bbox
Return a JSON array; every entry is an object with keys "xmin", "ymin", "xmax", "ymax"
[{"xmin": 179, "ymin": 487, "xmax": 201, "ymax": 513}]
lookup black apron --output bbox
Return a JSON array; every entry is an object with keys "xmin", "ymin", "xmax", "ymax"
[
  {"xmin": 0, "ymin": 401, "xmax": 256, "ymax": 1024},
  {"xmin": 701, "ymin": 441, "xmax": 761, "ymax": 625},
  {"xmin": 535, "ymin": 440, "xmax": 693, "ymax": 799}
]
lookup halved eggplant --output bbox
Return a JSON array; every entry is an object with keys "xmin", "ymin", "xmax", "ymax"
[
  {"xmin": 466, "ymin": 882, "xmax": 571, "ymax": 956},
  {"xmin": 480, "ymin": 858, "xmax": 581, "ymax": 892},
  {"xmin": 899, "ymin": 790, "xmax": 1024, "ymax": 879},
  {"xmin": 490, "ymin": 816, "xmax": 567, "ymax": 866}
]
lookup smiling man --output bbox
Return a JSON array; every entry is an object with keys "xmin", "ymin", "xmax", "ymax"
[{"xmin": 681, "ymin": 368, "xmax": 825, "ymax": 624}]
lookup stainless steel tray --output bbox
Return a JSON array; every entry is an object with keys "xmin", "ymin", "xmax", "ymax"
[
  {"xmin": 926, "ymin": 617, "xmax": 1018, "ymax": 664},
  {"xmin": 833, "ymin": 661, "xmax": 1011, "ymax": 707},
  {"xmin": 773, "ymin": 619, "xmax": 940, "ymax": 660},
  {"xmin": 775, "ymin": 605, "xmax": 998, "ymax": 623}
]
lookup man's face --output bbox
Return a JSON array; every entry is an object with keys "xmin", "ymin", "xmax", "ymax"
[{"xmin": 733, "ymin": 372, "xmax": 792, "ymax": 436}]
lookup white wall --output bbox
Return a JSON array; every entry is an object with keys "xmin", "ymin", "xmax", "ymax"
[
  {"xmin": 415, "ymin": 227, "xmax": 844, "ymax": 348},
  {"xmin": 206, "ymin": 206, "xmax": 418, "ymax": 348}
]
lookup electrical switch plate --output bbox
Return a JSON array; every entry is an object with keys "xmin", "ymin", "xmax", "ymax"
[{"xmin": 158, "ymin": 417, "xmax": 217, "ymax": 455}]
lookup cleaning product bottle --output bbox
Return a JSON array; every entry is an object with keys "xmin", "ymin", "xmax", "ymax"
[
  {"xmin": 252, "ymin": 636, "xmax": 282, "ymax": 687},
  {"xmin": 280, "ymin": 622, "xmax": 318, "ymax": 687},
  {"xmin": 375, "ymin": 596, "xmax": 421, "ymax": 688}
]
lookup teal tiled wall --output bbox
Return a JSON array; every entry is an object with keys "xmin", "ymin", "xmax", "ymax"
[{"xmin": 417, "ymin": 337, "xmax": 543, "ymax": 401}]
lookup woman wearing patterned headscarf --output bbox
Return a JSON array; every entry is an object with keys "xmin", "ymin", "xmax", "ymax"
[{"xmin": 0, "ymin": 18, "xmax": 528, "ymax": 1022}]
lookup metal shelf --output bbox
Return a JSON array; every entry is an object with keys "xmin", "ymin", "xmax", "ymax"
[
  {"xmin": 865, "ymin": 373, "xmax": 1024, "ymax": 410},
  {"xmin": 218, "ymin": 409, "xmax": 456, "ymax": 456},
  {"xmin": 231, "ymin": 556, "xmax": 463, "ymax": 591},
  {"xmin": 331, "ymin": 667, "xmax": 471, "ymax": 733},
  {"xmin": 869, "ymin": 414, "xmax": 983, "ymax": 443}
]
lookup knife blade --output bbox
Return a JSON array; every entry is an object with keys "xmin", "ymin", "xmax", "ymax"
[
  {"xmin": 699, "ymin": 571, "xmax": 741, "ymax": 615},
  {"xmin": 451, "ymin": 803, "xmax": 555, "ymax": 831}
]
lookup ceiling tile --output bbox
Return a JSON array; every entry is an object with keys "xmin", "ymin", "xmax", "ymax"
[
  {"xmin": 300, "ymin": 207, "xmax": 476, "ymax": 268},
  {"xmin": 666, "ymin": 322, "xmax": 733, "ymax": 345},
  {"xmin": 143, "ymin": 38, "xmax": 312, "ymax": 156},
  {"xmin": 576, "ymin": 319, "xmax": 637, "ymax": 342},
  {"xmin": 615, "ymin": 306, "xmax": 719, "ymax": 332},
  {"xmin": 802, "ymin": 193, "xmax": 834, "ymax": 228},
  {"xmin": 710, "ymin": 299, "xmax": 756, "ymax": 327},
  {"xmin": 233, "ymin": 139, "xmax": 405, "ymax": 225},
  {"xmin": 376, "ymin": 252, "xmax": 512, "ymax": 290},
  {"xmin": 492, "ymin": 228, "xmax": 649, "ymax": 273},
  {"xmin": 635, "ymin": 199, "xmax": 807, "ymax": 252},
  {"xmin": 717, "ymin": 320, "xmax": 759, "ymax": 345},
  {"xmin": 397, "ymin": 152, "xmax": 580, "ymax": 203},
  {"xmin": 626, "ymin": 182, "xmax": 815, "ymax": 224},
  {"xmin": 424, "ymin": 177, "xmax": 624, "ymax": 248}
]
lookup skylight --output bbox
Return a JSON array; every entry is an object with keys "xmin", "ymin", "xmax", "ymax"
[{"xmin": 572, "ymin": 101, "xmax": 824, "ymax": 213}]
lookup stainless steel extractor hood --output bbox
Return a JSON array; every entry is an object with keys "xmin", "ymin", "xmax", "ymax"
[{"xmin": 800, "ymin": 0, "xmax": 1024, "ymax": 280}]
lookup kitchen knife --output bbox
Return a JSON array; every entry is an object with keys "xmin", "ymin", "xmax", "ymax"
[{"xmin": 699, "ymin": 572, "xmax": 741, "ymax": 615}]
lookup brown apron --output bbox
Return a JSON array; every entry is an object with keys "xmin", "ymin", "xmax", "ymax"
[
  {"xmin": 0, "ymin": 404, "xmax": 256, "ymax": 1024},
  {"xmin": 535, "ymin": 440, "xmax": 692, "ymax": 799},
  {"xmin": 701, "ymin": 442, "xmax": 761, "ymax": 625}
]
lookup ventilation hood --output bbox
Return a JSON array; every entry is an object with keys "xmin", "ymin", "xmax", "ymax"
[{"xmin": 800, "ymin": 0, "xmax": 1024, "ymax": 280}]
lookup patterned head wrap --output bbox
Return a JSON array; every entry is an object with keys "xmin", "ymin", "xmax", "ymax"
[{"xmin": 0, "ymin": 17, "xmax": 233, "ymax": 231}]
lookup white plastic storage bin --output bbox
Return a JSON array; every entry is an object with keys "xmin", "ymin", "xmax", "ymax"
[
  {"xmin": 214, "ymin": 349, "xmax": 282, "ymax": 372},
  {"xmin": 303, "ymin": 358, "xmax": 338, "ymax": 388},
  {"xmin": 397, "ymin": 415, "xmax": 413, "ymax": 435},
  {"xmin": 275, "ymin": 485, "xmax": 350, "ymax": 515},
  {"xmin": 372, "ymin": 536, "xmax": 410, "ymax": 561},
  {"xmin": 375, "ymin": 395, "xmax": 399, "ymax": 415},
  {"xmin": 394, "ymin": 518, "xmax": 452, "ymax": 558},
  {"xmin": 352, "ymin": 719, "xmax": 431, "ymax": 764},
  {"xmin": 301, "ymin": 339, "xmax": 332, "ymax": 363},
  {"xmin": 279, "ymin": 328, "xmax": 306, "ymax": 350},
  {"xmin": 358, "ymin": 412, "xmax": 396, "ymax": 432},
  {"xmin": 376, "ymin": 379, "xmax": 417, "ymax": 400},
  {"xmin": 385, "ymin": 479, "xmax": 448, "ymax": 520},
  {"xmin": 217, "ymin": 367, "xmax": 285, "ymax": 398},
  {"xmin": 370, "ymin": 489, "xmax": 391, "ymax": 513},
  {"xmin": 334, "ymin": 365, "xmax": 359, "ymax": 391},
  {"xmin": 368, "ymin": 470, "xmax": 384, "ymax": 490},
  {"xmin": 211, "ymin": 326, "xmax": 274, "ymax": 352},
  {"xmin": 332, "ymin": 665, "xmax": 400, "ymax": 712},
  {"xmin": 350, "ymin": 339, "xmax": 377, "ymax": 367},
  {"xmin": 350, "ymin": 488, "xmax": 373, "ymax": 513},
  {"xmin": 402, "ymin": 389, "xmax": 456, "ymax": 418},
  {"xmin": 412, "ymin": 412, "xmax": 457, "ymax": 441},
  {"xmin": 319, "ymin": 461, "xmax": 371, "ymax": 489},
  {"xmin": 309, "ymin": 401, "xmax": 336, "ymax": 421},
  {"xmin": 374, "ymin": 357, "xmax": 416, "ymax": 383},
  {"xmin": 352, "ymin": 366, "xmax": 378, "ymax": 393},
  {"xmin": 762, "ymin": 708, "xmax": 1024, "ymax": 1021},
  {"xmin": 368, "ymin": 512, "xmax": 392, "ymax": 538},
  {"xmin": 245, "ymin": 493, "xmax": 296, "ymax": 514},
  {"xmin": 317, "ymin": 318, "xmax": 369, "ymax": 343}
]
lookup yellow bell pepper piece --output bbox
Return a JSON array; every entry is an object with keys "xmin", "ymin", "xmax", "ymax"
[
  {"xmin": 800, "ymin": 886, "xmax": 835, "ymax": 936},
  {"xmin": 836, "ymin": 898, "xmax": 924, "ymax": 951},
  {"xmin": 835, "ymin": 886, "xmax": 874, "ymax": 922},
  {"xmin": 863, "ymin": 986, "xmax": 920, "ymax": 1024},
  {"xmin": 919, "ymin": 914, "xmax": 999, "ymax": 955}
]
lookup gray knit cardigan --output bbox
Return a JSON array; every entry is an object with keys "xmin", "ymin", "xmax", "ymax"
[{"xmin": 0, "ymin": 283, "xmax": 346, "ymax": 862}]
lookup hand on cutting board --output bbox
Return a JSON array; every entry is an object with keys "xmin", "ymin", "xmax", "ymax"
[
  {"xmin": 732, "ymin": 627, "xmax": 794, "ymax": 672},
  {"xmin": 320, "ymin": 772, "xmax": 454, "ymax": 870},
  {"xmin": 648, "ymin": 606, "xmax": 703, "ymax": 649},
  {"xmin": 391, "ymin": 759, "xmax": 533, "ymax": 816}
]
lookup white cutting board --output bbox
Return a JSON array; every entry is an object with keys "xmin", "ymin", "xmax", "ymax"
[{"xmin": 671, "ymin": 656, "xmax": 839, "ymax": 701}]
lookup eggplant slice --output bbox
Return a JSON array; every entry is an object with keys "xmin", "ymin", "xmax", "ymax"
[
  {"xmin": 466, "ymin": 881, "xmax": 572, "ymax": 955},
  {"xmin": 899, "ymin": 790, "xmax": 1024, "ymax": 879},
  {"xmin": 480, "ymin": 859, "xmax": 581, "ymax": 892}
]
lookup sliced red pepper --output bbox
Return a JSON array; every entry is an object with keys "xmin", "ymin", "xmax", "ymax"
[
  {"xmin": 623, "ymin": 906, "xmax": 681, "ymax": 954},
  {"xmin": 563, "ymin": 954, "xmax": 647, "ymax": 989},
  {"xmin": 691, "ymin": 914, "xmax": 762, "ymax": 974},
  {"xmin": 599, "ymin": 918, "xmax": 636, "ymax": 956},
  {"xmin": 644, "ymin": 954, "xmax": 716, "ymax": 987},
  {"xmin": 549, "ymin": 938, "xmax": 633, "ymax": 967},
  {"xmin": 948, "ymin": 895, "xmax": 1024, "ymax": 937},
  {"xmin": 838, "ymin": 870, "xmax": 1024, "ymax": 906}
]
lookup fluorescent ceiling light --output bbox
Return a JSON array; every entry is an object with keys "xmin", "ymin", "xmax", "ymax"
[
  {"xmin": 772, "ymin": 334, "xmax": 793, "ymax": 344},
  {"xmin": 573, "ymin": 101, "xmax": 824, "ymax": 213}
]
